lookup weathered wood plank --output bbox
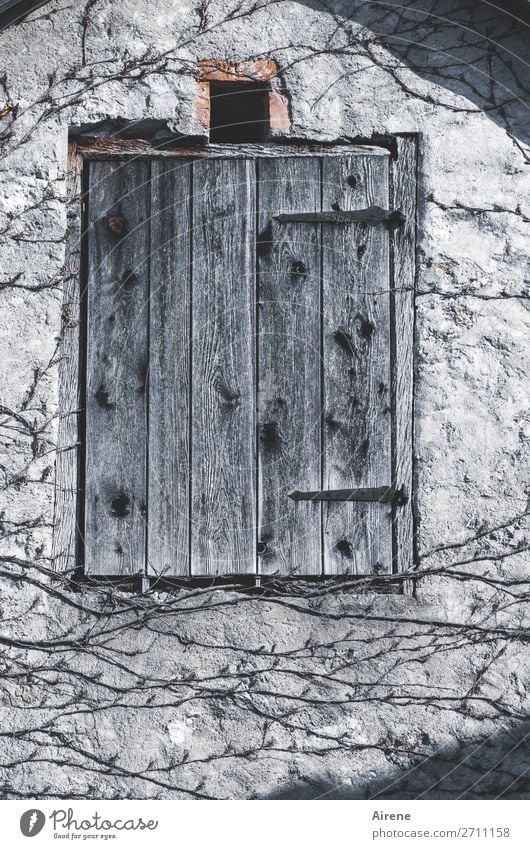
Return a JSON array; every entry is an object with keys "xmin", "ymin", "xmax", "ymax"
[
  {"xmin": 257, "ymin": 157, "xmax": 322, "ymax": 575},
  {"xmin": 77, "ymin": 139, "xmax": 390, "ymax": 160},
  {"xmin": 52, "ymin": 145, "xmax": 83, "ymax": 573},
  {"xmin": 85, "ymin": 159, "xmax": 150, "ymax": 576},
  {"xmin": 147, "ymin": 160, "xmax": 191, "ymax": 577},
  {"xmin": 322, "ymin": 154, "xmax": 393, "ymax": 574},
  {"xmin": 190, "ymin": 158, "xmax": 256, "ymax": 575},
  {"xmin": 392, "ymin": 137, "xmax": 417, "ymax": 583}
]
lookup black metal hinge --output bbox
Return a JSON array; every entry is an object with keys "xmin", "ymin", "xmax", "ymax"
[
  {"xmin": 288, "ymin": 486, "xmax": 408, "ymax": 505},
  {"xmin": 274, "ymin": 206, "xmax": 406, "ymax": 230}
]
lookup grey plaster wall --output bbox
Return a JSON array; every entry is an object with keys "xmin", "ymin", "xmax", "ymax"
[{"xmin": 0, "ymin": 0, "xmax": 528, "ymax": 799}]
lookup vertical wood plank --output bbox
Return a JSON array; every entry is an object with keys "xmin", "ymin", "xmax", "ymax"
[
  {"xmin": 52, "ymin": 146, "xmax": 83, "ymax": 573},
  {"xmin": 147, "ymin": 160, "xmax": 191, "ymax": 577},
  {"xmin": 392, "ymin": 137, "xmax": 417, "ymax": 583},
  {"xmin": 322, "ymin": 154, "xmax": 393, "ymax": 574},
  {"xmin": 85, "ymin": 159, "xmax": 150, "ymax": 576},
  {"xmin": 191, "ymin": 158, "xmax": 256, "ymax": 575},
  {"xmin": 257, "ymin": 158, "xmax": 322, "ymax": 575}
]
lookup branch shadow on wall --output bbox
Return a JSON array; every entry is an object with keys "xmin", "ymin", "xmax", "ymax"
[
  {"xmin": 294, "ymin": 0, "xmax": 530, "ymax": 151},
  {"xmin": 264, "ymin": 720, "xmax": 530, "ymax": 799}
]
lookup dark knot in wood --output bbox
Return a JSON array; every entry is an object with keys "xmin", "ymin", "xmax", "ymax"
[
  {"xmin": 110, "ymin": 493, "xmax": 131, "ymax": 518},
  {"xmin": 325, "ymin": 414, "xmax": 341, "ymax": 432},
  {"xmin": 120, "ymin": 269, "xmax": 138, "ymax": 289},
  {"xmin": 387, "ymin": 209, "xmax": 406, "ymax": 229},
  {"xmin": 333, "ymin": 326, "xmax": 355, "ymax": 356},
  {"xmin": 359, "ymin": 437, "xmax": 370, "ymax": 458},
  {"xmin": 290, "ymin": 259, "xmax": 307, "ymax": 281},
  {"xmin": 214, "ymin": 376, "xmax": 241, "ymax": 409},
  {"xmin": 336, "ymin": 539, "xmax": 354, "ymax": 559},
  {"xmin": 356, "ymin": 313, "xmax": 375, "ymax": 340},
  {"xmin": 95, "ymin": 385, "xmax": 112, "ymax": 408},
  {"xmin": 107, "ymin": 214, "xmax": 127, "ymax": 236},
  {"xmin": 260, "ymin": 421, "xmax": 282, "ymax": 453}
]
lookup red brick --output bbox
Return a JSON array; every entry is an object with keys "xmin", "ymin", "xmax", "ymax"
[
  {"xmin": 195, "ymin": 81, "xmax": 210, "ymax": 129},
  {"xmin": 198, "ymin": 59, "xmax": 278, "ymax": 82},
  {"xmin": 268, "ymin": 91, "xmax": 290, "ymax": 130}
]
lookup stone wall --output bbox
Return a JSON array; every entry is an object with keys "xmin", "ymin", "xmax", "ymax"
[{"xmin": 0, "ymin": 0, "xmax": 528, "ymax": 799}]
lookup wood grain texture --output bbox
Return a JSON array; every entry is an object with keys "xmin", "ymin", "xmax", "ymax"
[
  {"xmin": 392, "ymin": 137, "xmax": 417, "ymax": 581},
  {"xmin": 190, "ymin": 158, "xmax": 256, "ymax": 575},
  {"xmin": 322, "ymin": 154, "xmax": 393, "ymax": 575},
  {"xmin": 78, "ymin": 140, "xmax": 390, "ymax": 161},
  {"xmin": 52, "ymin": 146, "xmax": 83, "ymax": 572},
  {"xmin": 85, "ymin": 159, "xmax": 150, "ymax": 576},
  {"xmin": 257, "ymin": 157, "xmax": 322, "ymax": 575},
  {"xmin": 147, "ymin": 160, "xmax": 191, "ymax": 577}
]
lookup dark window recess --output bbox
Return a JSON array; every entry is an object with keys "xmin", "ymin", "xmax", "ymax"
[{"xmin": 209, "ymin": 82, "xmax": 269, "ymax": 143}]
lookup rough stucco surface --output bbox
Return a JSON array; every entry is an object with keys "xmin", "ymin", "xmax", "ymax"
[{"xmin": 0, "ymin": 0, "xmax": 529, "ymax": 799}]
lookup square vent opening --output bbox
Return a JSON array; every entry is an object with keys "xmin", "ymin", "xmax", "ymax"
[{"xmin": 209, "ymin": 81, "xmax": 270, "ymax": 143}]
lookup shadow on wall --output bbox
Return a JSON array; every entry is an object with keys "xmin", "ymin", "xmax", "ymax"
[
  {"xmin": 295, "ymin": 0, "xmax": 530, "ymax": 150},
  {"xmin": 264, "ymin": 721, "xmax": 530, "ymax": 799}
]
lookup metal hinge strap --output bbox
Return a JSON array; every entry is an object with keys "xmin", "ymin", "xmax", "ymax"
[
  {"xmin": 274, "ymin": 206, "xmax": 406, "ymax": 229},
  {"xmin": 288, "ymin": 486, "xmax": 408, "ymax": 504}
]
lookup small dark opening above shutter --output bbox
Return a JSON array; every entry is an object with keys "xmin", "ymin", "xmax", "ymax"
[{"xmin": 209, "ymin": 82, "xmax": 270, "ymax": 143}]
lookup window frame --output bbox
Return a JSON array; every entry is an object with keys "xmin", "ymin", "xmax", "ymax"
[{"xmin": 52, "ymin": 138, "xmax": 417, "ymax": 587}]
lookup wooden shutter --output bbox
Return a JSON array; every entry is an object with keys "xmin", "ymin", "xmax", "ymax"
[{"xmin": 83, "ymin": 147, "xmax": 412, "ymax": 578}]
